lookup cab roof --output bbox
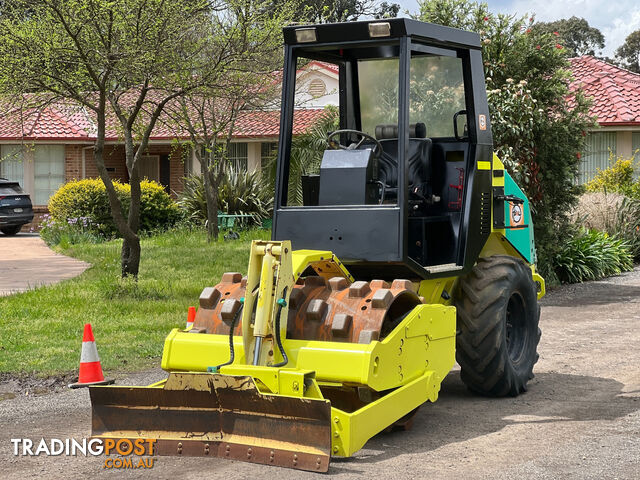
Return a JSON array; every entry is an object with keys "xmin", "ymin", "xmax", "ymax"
[{"xmin": 283, "ymin": 18, "xmax": 481, "ymax": 50}]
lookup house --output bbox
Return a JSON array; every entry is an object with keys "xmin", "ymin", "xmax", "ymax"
[
  {"xmin": 569, "ymin": 56, "xmax": 640, "ymax": 183},
  {"xmin": 5, "ymin": 54, "xmax": 639, "ymax": 214},
  {"xmin": 0, "ymin": 61, "xmax": 339, "ymax": 215}
]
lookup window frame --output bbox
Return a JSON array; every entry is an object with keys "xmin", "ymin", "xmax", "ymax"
[
  {"xmin": 33, "ymin": 144, "xmax": 65, "ymax": 206},
  {"xmin": 0, "ymin": 144, "xmax": 25, "ymax": 187},
  {"xmin": 228, "ymin": 142, "xmax": 248, "ymax": 171}
]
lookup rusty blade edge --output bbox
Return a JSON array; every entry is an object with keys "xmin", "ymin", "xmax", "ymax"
[{"xmin": 94, "ymin": 437, "xmax": 330, "ymax": 472}]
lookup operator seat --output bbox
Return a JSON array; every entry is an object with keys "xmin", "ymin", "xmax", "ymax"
[{"xmin": 373, "ymin": 122, "xmax": 432, "ymax": 201}]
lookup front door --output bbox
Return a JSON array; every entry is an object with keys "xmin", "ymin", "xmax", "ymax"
[{"xmin": 139, "ymin": 155, "xmax": 160, "ymax": 182}]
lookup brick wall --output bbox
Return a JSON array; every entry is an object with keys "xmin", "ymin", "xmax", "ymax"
[
  {"xmin": 65, "ymin": 145, "xmax": 83, "ymax": 181},
  {"xmin": 84, "ymin": 145, "xmax": 129, "ymax": 183}
]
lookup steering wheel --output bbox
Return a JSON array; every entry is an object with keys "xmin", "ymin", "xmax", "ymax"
[{"xmin": 326, "ymin": 129, "xmax": 383, "ymax": 159}]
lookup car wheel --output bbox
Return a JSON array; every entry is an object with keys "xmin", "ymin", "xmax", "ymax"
[{"xmin": 1, "ymin": 225, "xmax": 23, "ymax": 236}]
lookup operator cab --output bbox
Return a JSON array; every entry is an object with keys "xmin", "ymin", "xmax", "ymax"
[{"xmin": 273, "ymin": 19, "xmax": 493, "ymax": 280}]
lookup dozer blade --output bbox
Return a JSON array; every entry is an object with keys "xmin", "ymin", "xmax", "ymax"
[{"xmin": 90, "ymin": 372, "xmax": 332, "ymax": 472}]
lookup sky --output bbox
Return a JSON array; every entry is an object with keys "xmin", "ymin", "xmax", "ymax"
[{"xmin": 397, "ymin": 0, "xmax": 640, "ymax": 57}]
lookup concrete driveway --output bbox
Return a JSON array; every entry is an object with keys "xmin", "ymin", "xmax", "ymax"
[{"xmin": 0, "ymin": 233, "xmax": 89, "ymax": 296}]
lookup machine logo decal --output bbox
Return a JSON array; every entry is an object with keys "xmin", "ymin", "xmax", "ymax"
[
  {"xmin": 478, "ymin": 114, "xmax": 487, "ymax": 130},
  {"xmin": 510, "ymin": 202, "xmax": 524, "ymax": 227}
]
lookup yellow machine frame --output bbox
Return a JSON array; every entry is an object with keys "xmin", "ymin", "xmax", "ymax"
[{"xmin": 156, "ymin": 241, "xmax": 456, "ymax": 459}]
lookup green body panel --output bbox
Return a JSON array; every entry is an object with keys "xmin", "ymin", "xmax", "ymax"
[{"xmin": 504, "ymin": 172, "xmax": 535, "ymax": 263}]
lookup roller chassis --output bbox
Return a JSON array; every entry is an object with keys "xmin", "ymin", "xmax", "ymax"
[{"xmin": 92, "ymin": 243, "xmax": 456, "ymax": 472}]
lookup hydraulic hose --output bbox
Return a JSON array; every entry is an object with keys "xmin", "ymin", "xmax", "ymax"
[
  {"xmin": 272, "ymin": 287, "xmax": 289, "ymax": 368},
  {"xmin": 208, "ymin": 298, "xmax": 244, "ymax": 373}
]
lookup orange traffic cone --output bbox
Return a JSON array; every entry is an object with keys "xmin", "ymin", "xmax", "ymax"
[
  {"xmin": 186, "ymin": 306, "xmax": 196, "ymax": 330},
  {"xmin": 68, "ymin": 323, "xmax": 114, "ymax": 388}
]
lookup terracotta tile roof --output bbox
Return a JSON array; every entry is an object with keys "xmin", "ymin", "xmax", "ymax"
[
  {"xmin": 0, "ymin": 99, "xmax": 328, "ymax": 141},
  {"xmin": 0, "ymin": 101, "xmax": 94, "ymax": 140},
  {"xmin": 569, "ymin": 56, "xmax": 640, "ymax": 125},
  {"xmin": 233, "ymin": 109, "xmax": 329, "ymax": 137},
  {"xmin": 0, "ymin": 60, "xmax": 333, "ymax": 142}
]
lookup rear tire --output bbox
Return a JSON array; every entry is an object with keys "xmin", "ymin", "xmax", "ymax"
[
  {"xmin": 1, "ymin": 225, "xmax": 22, "ymax": 236},
  {"xmin": 455, "ymin": 255, "xmax": 541, "ymax": 397}
]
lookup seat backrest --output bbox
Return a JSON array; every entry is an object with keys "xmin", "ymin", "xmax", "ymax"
[
  {"xmin": 373, "ymin": 122, "xmax": 432, "ymax": 189},
  {"xmin": 377, "ymin": 138, "xmax": 432, "ymax": 188}
]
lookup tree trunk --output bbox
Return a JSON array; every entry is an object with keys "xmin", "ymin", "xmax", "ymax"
[
  {"xmin": 91, "ymin": 105, "xmax": 140, "ymax": 278},
  {"xmin": 121, "ymin": 139, "xmax": 142, "ymax": 277},
  {"xmin": 202, "ymin": 154, "xmax": 219, "ymax": 242},
  {"xmin": 121, "ymin": 234, "xmax": 141, "ymax": 277}
]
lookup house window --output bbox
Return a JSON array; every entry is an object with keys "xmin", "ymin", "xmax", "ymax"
[
  {"xmin": 34, "ymin": 145, "xmax": 65, "ymax": 205},
  {"xmin": 260, "ymin": 142, "xmax": 278, "ymax": 171},
  {"xmin": 0, "ymin": 145, "xmax": 24, "ymax": 187},
  {"xmin": 580, "ymin": 132, "xmax": 617, "ymax": 184},
  {"xmin": 228, "ymin": 142, "xmax": 248, "ymax": 171},
  {"xmin": 197, "ymin": 142, "xmax": 248, "ymax": 171},
  {"xmin": 633, "ymin": 132, "xmax": 640, "ymax": 154},
  {"xmin": 633, "ymin": 133, "xmax": 640, "ymax": 180},
  {"xmin": 139, "ymin": 155, "xmax": 160, "ymax": 182}
]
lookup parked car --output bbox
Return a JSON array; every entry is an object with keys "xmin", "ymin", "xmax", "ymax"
[{"xmin": 0, "ymin": 178, "xmax": 34, "ymax": 235}]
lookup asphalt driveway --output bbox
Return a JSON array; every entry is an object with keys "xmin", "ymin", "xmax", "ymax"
[
  {"xmin": 1, "ymin": 267, "xmax": 638, "ymax": 479},
  {"xmin": 0, "ymin": 233, "xmax": 89, "ymax": 296}
]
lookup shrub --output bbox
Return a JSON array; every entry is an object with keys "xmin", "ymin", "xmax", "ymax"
[
  {"xmin": 574, "ymin": 192, "xmax": 627, "ymax": 232},
  {"xmin": 553, "ymin": 228, "xmax": 633, "ymax": 284},
  {"xmin": 178, "ymin": 175, "xmax": 208, "ymax": 226},
  {"xmin": 178, "ymin": 167, "xmax": 273, "ymax": 227},
  {"xmin": 48, "ymin": 178, "xmax": 124, "ymax": 237},
  {"xmin": 614, "ymin": 197, "xmax": 640, "ymax": 261},
  {"xmin": 417, "ymin": 0, "xmax": 595, "ymax": 281},
  {"xmin": 218, "ymin": 167, "xmax": 273, "ymax": 223},
  {"xmin": 138, "ymin": 180, "xmax": 181, "ymax": 233},
  {"xmin": 585, "ymin": 153, "xmax": 640, "ymax": 198},
  {"xmin": 575, "ymin": 192, "xmax": 640, "ymax": 261},
  {"xmin": 48, "ymin": 178, "xmax": 180, "ymax": 238}
]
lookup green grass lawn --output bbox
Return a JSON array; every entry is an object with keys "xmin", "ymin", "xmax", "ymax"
[{"xmin": 0, "ymin": 228, "xmax": 270, "ymax": 377}]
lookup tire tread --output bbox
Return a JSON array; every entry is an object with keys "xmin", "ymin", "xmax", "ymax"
[{"xmin": 455, "ymin": 255, "xmax": 541, "ymax": 397}]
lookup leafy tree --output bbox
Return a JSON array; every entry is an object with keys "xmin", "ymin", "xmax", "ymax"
[
  {"xmin": 295, "ymin": 0, "xmax": 399, "ymax": 23},
  {"xmin": 534, "ymin": 16, "xmax": 605, "ymax": 57},
  {"xmin": 416, "ymin": 0, "xmax": 595, "ymax": 281},
  {"xmin": 615, "ymin": 30, "xmax": 640, "ymax": 73},
  {"xmin": 0, "ymin": 0, "xmax": 216, "ymax": 277},
  {"xmin": 374, "ymin": 2, "xmax": 400, "ymax": 19},
  {"xmin": 165, "ymin": 0, "xmax": 293, "ymax": 241}
]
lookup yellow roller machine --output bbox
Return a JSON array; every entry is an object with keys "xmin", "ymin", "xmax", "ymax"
[{"xmin": 90, "ymin": 18, "xmax": 545, "ymax": 472}]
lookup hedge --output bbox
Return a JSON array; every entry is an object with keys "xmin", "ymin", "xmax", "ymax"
[{"xmin": 48, "ymin": 178, "xmax": 180, "ymax": 237}]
